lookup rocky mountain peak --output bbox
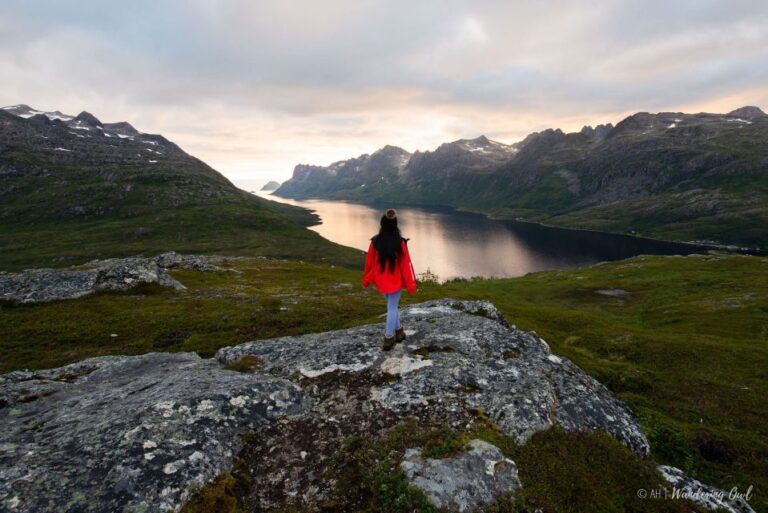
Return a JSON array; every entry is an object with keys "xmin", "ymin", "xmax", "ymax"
[
  {"xmin": 369, "ymin": 145, "xmax": 411, "ymax": 169},
  {"xmin": 1, "ymin": 104, "xmax": 73, "ymax": 121},
  {"xmin": 73, "ymin": 111, "xmax": 103, "ymax": 127},
  {"xmin": 521, "ymin": 127, "xmax": 565, "ymax": 146},
  {"xmin": 374, "ymin": 144, "xmax": 410, "ymax": 156},
  {"xmin": 102, "ymin": 121, "xmax": 140, "ymax": 136},
  {"xmin": 580, "ymin": 124, "xmax": 614, "ymax": 139},
  {"xmin": 450, "ymin": 135, "xmax": 515, "ymax": 154},
  {"xmin": 594, "ymin": 123, "xmax": 614, "ymax": 138},
  {"xmin": 1, "ymin": 104, "xmax": 33, "ymax": 114},
  {"xmin": 0, "ymin": 105, "xmax": 152, "ymax": 139},
  {"xmin": 726, "ymin": 105, "xmax": 766, "ymax": 120},
  {"xmin": 453, "ymin": 135, "xmax": 503, "ymax": 148},
  {"xmin": 609, "ymin": 112, "xmax": 657, "ymax": 135}
]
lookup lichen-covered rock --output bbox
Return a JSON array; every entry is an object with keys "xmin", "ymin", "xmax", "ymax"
[
  {"xmin": 0, "ymin": 353, "xmax": 304, "ymax": 513},
  {"xmin": 84, "ymin": 252, "xmax": 224, "ymax": 272},
  {"xmin": 0, "ymin": 252, "xmax": 232, "ymax": 305},
  {"xmin": 0, "ymin": 257, "xmax": 184, "ymax": 304},
  {"xmin": 0, "ymin": 299, "xmax": 739, "ymax": 513},
  {"xmin": 659, "ymin": 465, "xmax": 755, "ymax": 513},
  {"xmin": 217, "ymin": 299, "xmax": 650, "ymax": 455},
  {"xmin": 400, "ymin": 439, "xmax": 520, "ymax": 512},
  {"xmin": 153, "ymin": 251, "xmax": 222, "ymax": 272}
]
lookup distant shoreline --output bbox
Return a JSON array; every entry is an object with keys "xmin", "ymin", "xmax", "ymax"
[{"xmin": 261, "ymin": 191, "xmax": 766, "ymax": 257}]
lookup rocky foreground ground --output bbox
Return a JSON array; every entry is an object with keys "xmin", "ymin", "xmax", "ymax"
[{"xmin": 0, "ymin": 299, "xmax": 754, "ymax": 513}]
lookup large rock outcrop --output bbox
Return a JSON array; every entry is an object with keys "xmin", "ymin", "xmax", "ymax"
[
  {"xmin": 216, "ymin": 299, "xmax": 650, "ymax": 454},
  {"xmin": 0, "ymin": 300, "xmax": 753, "ymax": 513},
  {"xmin": 0, "ymin": 252, "xmax": 222, "ymax": 304},
  {"xmin": 0, "ymin": 353, "xmax": 304, "ymax": 512}
]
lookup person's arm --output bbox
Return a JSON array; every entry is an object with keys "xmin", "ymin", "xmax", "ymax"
[
  {"xmin": 400, "ymin": 240, "xmax": 417, "ymax": 294},
  {"xmin": 362, "ymin": 241, "xmax": 376, "ymax": 287}
]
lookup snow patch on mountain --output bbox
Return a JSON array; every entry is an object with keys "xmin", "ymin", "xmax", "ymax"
[{"xmin": 1, "ymin": 104, "xmax": 148, "ymax": 140}]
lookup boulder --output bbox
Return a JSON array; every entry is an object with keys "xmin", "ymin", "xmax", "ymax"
[
  {"xmin": 0, "ymin": 252, "xmax": 225, "ymax": 305},
  {"xmin": 153, "ymin": 252, "xmax": 221, "ymax": 272},
  {"xmin": 659, "ymin": 465, "xmax": 755, "ymax": 513},
  {"xmin": 401, "ymin": 439, "xmax": 520, "ymax": 512}
]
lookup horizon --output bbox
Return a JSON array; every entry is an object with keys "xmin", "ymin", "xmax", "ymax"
[{"xmin": 2, "ymin": 0, "xmax": 767, "ymax": 189}]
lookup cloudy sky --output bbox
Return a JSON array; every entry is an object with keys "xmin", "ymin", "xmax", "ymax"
[{"xmin": 2, "ymin": 0, "xmax": 767, "ymax": 189}]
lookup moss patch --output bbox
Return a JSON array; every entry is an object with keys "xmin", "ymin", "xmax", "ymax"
[
  {"xmin": 327, "ymin": 421, "xmax": 471, "ymax": 512},
  {"xmin": 411, "ymin": 345, "xmax": 455, "ymax": 358},
  {"xmin": 179, "ymin": 473, "xmax": 241, "ymax": 513},
  {"xmin": 225, "ymin": 355, "xmax": 263, "ymax": 373},
  {"xmin": 458, "ymin": 383, "xmax": 483, "ymax": 394},
  {"xmin": 502, "ymin": 349, "xmax": 521, "ymax": 359},
  {"xmin": 511, "ymin": 427, "xmax": 702, "ymax": 513}
]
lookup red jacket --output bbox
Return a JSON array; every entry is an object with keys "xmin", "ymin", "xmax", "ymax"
[{"xmin": 362, "ymin": 239, "xmax": 417, "ymax": 294}]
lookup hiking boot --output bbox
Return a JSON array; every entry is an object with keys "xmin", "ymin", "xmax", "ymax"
[
  {"xmin": 382, "ymin": 335, "xmax": 396, "ymax": 351},
  {"xmin": 395, "ymin": 327, "xmax": 406, "ymax": 343}
]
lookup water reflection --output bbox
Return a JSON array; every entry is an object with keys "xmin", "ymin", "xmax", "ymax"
[{"xmin": 257, "ymin": 192, "xmax": 707, "ymax": 281}]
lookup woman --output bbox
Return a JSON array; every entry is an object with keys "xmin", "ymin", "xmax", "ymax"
[{"xmin": 362, "ymin": 208, "xmax": 417, "ymax": 350}]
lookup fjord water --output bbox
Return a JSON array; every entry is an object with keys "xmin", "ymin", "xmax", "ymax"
[{"xmin": 258, "ymin": 192, "xmax": 706, "ymax": 281}]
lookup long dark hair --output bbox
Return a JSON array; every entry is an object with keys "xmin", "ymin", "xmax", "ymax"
[{"xmin": 373, "ymin": 208, "xmax": 403, "ymax": 272}]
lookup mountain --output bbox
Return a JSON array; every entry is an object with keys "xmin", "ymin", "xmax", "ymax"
[
  {"xmin": 726, "ymin": 105, "xmax": 768, "ymax": 120},
  {"xmin": 275, "ymin": 107, "xmax": 768, "ymax": 249},
  {"xmin": 277, "ymin": 144, "xmax": 412, "ymax": 198},
  {"xmin": 0, "ymin": 105, "xmax": 359, "ymax": 270},
  {"xmin": 260, "ymin": 180, "xmax": 281, "ymax": 191},
  {"xmin": 2, "ymin": 104, "xmax": 75, "ymax": 122},
  {"xmin": 276, "ymin": 137, "xmax": 521, "ymax": 201}
]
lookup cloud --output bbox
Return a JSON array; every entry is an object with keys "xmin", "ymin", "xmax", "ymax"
[{"xmin": 1, "ymin": 0, "xmax": 767, "ymax": 188}]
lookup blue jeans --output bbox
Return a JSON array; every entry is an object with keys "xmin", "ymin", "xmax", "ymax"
[{"xmin": 384, "ymin": 290, "xmax": 402, "ymax": 338}]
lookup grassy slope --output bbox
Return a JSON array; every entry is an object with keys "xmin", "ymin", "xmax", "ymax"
[
  {"xmin": 0, "ymin": 202, "xmax": 363, "ymax": 271},
  {"xmin": 2, "ymin": 254, "xmax": 766, "ymax": 511},
  {"xmin": 542, "ymin": 173, "xmax": 768, "ymax": 248},
  {"xmin": 501, "ymin": 118, "xmax": 768, "ymax": 249}
]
